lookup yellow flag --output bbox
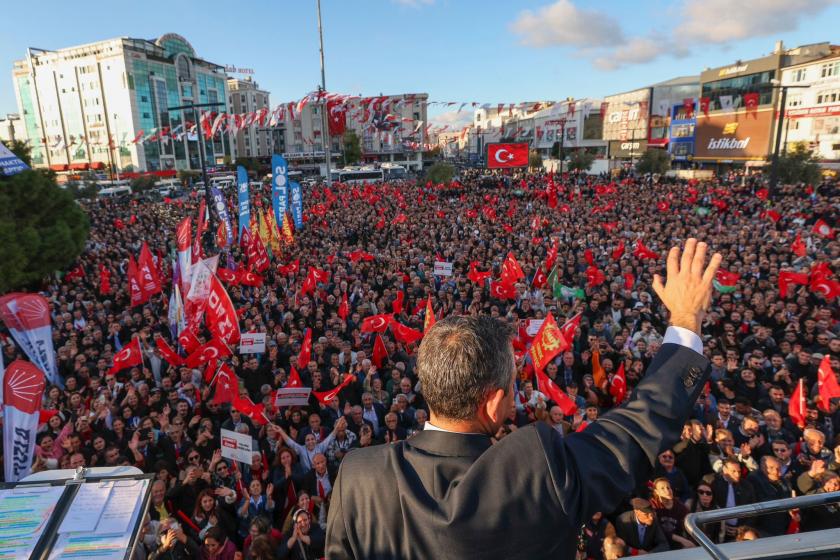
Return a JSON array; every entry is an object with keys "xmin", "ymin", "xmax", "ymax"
[
  {"xmin": 264, "ymin": 208, "xmax": 282, "ymax": 255},
  {"xmin": 281, "ymin": 212, "xmax": 295, "ymax": 245}
]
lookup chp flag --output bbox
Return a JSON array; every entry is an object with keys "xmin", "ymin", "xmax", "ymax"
[
  {"xmin": 3, "ymin": 360, "xmax": 46, "ymax": 482},
  {"xmin": 486, "ymin": 142, "xmax": 529, "ymax": 169},
  {"xmin": 0, "ymin": 293, "xmax": 60, "ymax": 387}
]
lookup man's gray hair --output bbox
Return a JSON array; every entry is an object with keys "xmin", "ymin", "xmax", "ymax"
[{"xmin": 417, "ymin": 315, "xmax": 514, "ymax": 421}]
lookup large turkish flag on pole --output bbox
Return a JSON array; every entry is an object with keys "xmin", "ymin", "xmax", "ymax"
[{"xmin": 486, "ymin": 142, "xmax": 529, "ymax": 169}]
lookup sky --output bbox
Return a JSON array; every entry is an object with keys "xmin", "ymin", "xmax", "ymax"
[{"xmin": 2, "ymin": 0, "xmax": 839, "ymax": 129}]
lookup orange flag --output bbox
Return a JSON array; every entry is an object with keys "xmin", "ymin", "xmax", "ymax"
[
  {"xmin": 424, "ymin": 298, "xmax": 436, "ymax": 334},
  {"xmin": 528, "ymin": 313, "xmax": 569, "ymax": 373},
  {"xmin": 592, "ymin": 349, "xmax": 607, "ymax": 391}
]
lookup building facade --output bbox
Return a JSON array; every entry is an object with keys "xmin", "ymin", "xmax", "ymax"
[
  {"xmin": 779, "ymin": 49, "xmax": 840, "ymax": 166},
  {"xmin": 12, "ymin": 33, "xmax": 234, "ymax": 173},
  {"xmin": 0, "ymin": 113, "xmax": 25, "ymax": 144},
  {"xmin": 649, "ymin": 76, "xmax": 700, "ymax": 151},
  {"xmin": 668, "ymin": 101, "xmax": 697, "ymax": 165},
  {"xmin": 694, "ymin": 41, "xmax": 834, "ymax": 166},
  {"xmin": 602, "ymin": 87, "xmax": 651, "ymax": 165},
  {"xmin": 228, "ymin": 77, "xmax": 272, "ymax": 160}
]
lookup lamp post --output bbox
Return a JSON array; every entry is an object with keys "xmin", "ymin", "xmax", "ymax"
[
  {"xmin": 316, "ymin": 0, "xmax": 332, "ymax": 185},
  {"xmin": 768, "ymin": 79, "xmax": 809, "ymax": 198}
]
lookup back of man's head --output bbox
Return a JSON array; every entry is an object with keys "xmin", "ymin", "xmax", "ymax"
[{"xmin": 417, "ymin": 315, "xmax": 514, "ymax": 421}]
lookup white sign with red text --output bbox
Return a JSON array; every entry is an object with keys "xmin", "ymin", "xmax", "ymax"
[
  {"xmin": 274, "ymin": 388, "xmax": 312, "ymax": 407},
  {"xmin": 220, "ymin": 428, "xmax": 252, "ymax": 465},
  {"xmin": 238, "ymin": 333, "xmax": 266, "ymax": 354}
]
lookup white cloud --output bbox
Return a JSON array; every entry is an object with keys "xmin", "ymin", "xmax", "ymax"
[
  {"xmin": 510, "ymin": 0, "xmax": 625, "ymax": 48},
  {"xmin": 511, "ymin": 0, "xmax": 839, "ymax": 71},
  {"xmin": 429, "ymin": 109, "xmax": 473, "ymax": 129},
  {"xmin": 675, "ymin": 0, "xmax": 836, "ymax": 44}
]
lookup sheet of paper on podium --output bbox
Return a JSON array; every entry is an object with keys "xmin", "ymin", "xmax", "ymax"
[
  {"xmin": 57, "ymin": 482, "xmax": 112, "ymax": 533},
  {"xmin": 0, "ymin": 485, "xmax": 65, "ymax": 560}
]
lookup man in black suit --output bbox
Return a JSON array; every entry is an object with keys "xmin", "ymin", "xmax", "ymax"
[
  {"xmin": 614, "ymin": 498, "xmax": 670, "ymax": 555},
  {"xmin": 326, "ymin": 240, "xmax": 721, "ymax": 559},
  {"xmin": 712, "ymin": 457, "xmax": 757, "ymax": 540}
]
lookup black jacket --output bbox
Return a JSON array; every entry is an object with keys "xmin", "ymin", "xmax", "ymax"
[
  {"xmin": 326, "ymin": 343, "xmax": 709, "ymax": 559},
  {"xmin": 614, "ymin": 510, "xmax": 670, "ymax": 554}
]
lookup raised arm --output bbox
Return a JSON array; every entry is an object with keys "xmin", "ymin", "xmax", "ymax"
[{"xmin": 558, "ymin": 239, "xmax": 721, "ymax": 523}]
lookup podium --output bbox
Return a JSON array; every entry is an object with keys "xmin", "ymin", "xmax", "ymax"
[{"xmin": 0, "ymin": 466, "xmax": 153, "ymax": 560}]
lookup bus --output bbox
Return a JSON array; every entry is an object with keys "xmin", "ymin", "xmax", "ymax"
[
  {"xmin": 381, "ymin": 163, "xmax": 407, "ymax": 180},
  {"xmin": 331, "ymin": 167, "xmax": 384, "ymax": 184}
]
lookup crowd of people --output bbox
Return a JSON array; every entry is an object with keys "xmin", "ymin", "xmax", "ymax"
[{"xmin": 5, "ymin": 165, "xmax": 839, "ymax": 559}]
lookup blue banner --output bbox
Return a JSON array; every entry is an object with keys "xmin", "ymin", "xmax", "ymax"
[
  {"xmin": 236, "ymin": 165, "xmax": 250, "ymax": 240},
  {"xmin": 290, "ymin": 181, "xmax": 303, "ymax": 230},
  {"xmin": 0, "ymin": 142, "xmax": 29, "ymax": 176},
  {"xmin": 271, "ymin": 154, "xmax": 289, "ymax": 231},
  {"xmin": 210, "ymin": 185, "xmax": 234, "ymax": 247}
]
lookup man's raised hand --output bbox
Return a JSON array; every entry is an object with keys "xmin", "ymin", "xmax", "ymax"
[{"xmin": 652, "ymin": 238, "xmax": 722, "ymax": 335}]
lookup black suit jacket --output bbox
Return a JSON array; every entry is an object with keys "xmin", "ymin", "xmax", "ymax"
[
  {"xmin": 614, "ymin": 510, "xmax": 670, "ymax": 554},
  {"xmin": 326, "ymin": 343, "xmax": 708, "ymax": 559}
]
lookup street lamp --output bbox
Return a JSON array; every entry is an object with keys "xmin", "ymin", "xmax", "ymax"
[{"xmin": 768, "ymin": 79, "xmax": 809, "ymax": 197}]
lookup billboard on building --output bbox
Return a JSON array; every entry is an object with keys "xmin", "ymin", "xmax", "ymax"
[
  {"xmin": 608, "ymin": 140, "xmax": 648, "ymax": 158},
  {"xmin": 694, "ymin": 110, "xmax": 774, "ymax": 160},
  {"xmin": 602, "ymin": 88, "xmax": 650, "ymax": 141}
]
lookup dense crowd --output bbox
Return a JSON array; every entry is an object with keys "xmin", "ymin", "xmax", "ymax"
[{"xmin": 5, "ymin": 166, "xmax": 839, "ymax": 560}]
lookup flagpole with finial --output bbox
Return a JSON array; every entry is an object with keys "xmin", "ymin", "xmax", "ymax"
[{"xmin": 317, "ymin": 0, "xmax": 332, "ymax": 185}]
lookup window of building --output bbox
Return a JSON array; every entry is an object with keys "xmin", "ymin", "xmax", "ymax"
[
  {"xmin": 790, "ymin": 68, "xmax": 807, "ymax": 82},
  {"xmin": 141, "ymin": 95, "xmax": 148, "ymax": 102},
  {"xmin": 820, "ymin": 61, "xmax": 840, "ymax": 78},
  {"xmin": 832, "ymin": 143, "xmax": 840, "ymax": 150},
  {"xmin": 816, "ymin": 90, "xmax": 840, "ymax": 104},
  {"xmin": 241, "ymin": 94, "xmax": 246, "ymax": 104},
  {"xmin": 143, "ymin": 112, "xmax": 150, "ymax": 118},
  {"xmin": 787, "ymin": 95, "xmax": 803, "ymax": 108},
  {"xmin": 701, "ymin": 70, "xmax": 776, "ymax": 110}
]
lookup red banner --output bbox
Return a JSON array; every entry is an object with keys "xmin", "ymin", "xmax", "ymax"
[
  {"xmin": 486, "ymin": 142, "xmax": 529, "ymax": 169},
  {"xmin": 206, "ymin": 275, "xmax": 241, "ymax": 345}
]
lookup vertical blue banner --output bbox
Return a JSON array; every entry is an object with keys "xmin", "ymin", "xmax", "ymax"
[
  {"xmin": 290, "ymin": 181, "xmax": 303, "ymax": 230},
  {"xmin": 271, "ymin": 154, "xmax": 289, "ymax": 231},
  {"xmin": 210, "ymin": 185, "xmax": 234, "ymax": 247},
  {"xmin": 236, "ymin": 165, "xmax": 250, "ymax": 241}
]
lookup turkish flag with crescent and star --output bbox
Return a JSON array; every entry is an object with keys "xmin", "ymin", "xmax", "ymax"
[
  {"xmin": 108, "ymin": 337, "xmax": 143, "ymax": 375},
  {"xmin": 185, "ymin": 338, "xmax": 232, "ymax": 368},
  {"xmin": 211, "ymin": 363, "xmax": 239, "ymax": 405},
  {"xmin": 486, "ymin": 142, "xmax": 529, "ymax": 169},
  {"xmin": 327, "ymin": 100, "xmax": 347, "ymax": 136}
]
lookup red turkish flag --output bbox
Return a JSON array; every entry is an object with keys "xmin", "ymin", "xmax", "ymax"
[
  {"xmin": 812, "ymin": 219, "xmax": 835, "ymax": 239},
  {"xmin": 610, "ymin": 363, "xmax": 627, "ymax": 406},
  {"xmin": 98, "ymin": 264, "xmax": 111, "ymax": 295},
  {"xmin": 559, "ymin": 312, "xmax": 583, "ymax": 343},
  {"xmin": 788, "ymin": 378, "xmax": 807, "ymax": 429},
  {"xmin": 817, "ymin": 356, "xmax": 840, "ymax": 413},
  {"xmin": 500, "ymin": 252, "xmax": 525, "ymax": 285},
  {"xmin": 633, "ymin": 240, "xmax": 660, "ymax": 260},
  {"xmin": 392, "ymin": 291, "xmax": 404, "ymax": 314},
  {"xmin": 185, "ymin": 338, "xmax": 231, "ymax": 368},
  {"xmin": 468, "ymin": 261, "xmax": 492, "ymax": 284},
  {"xmin": 755, "ymin": 188, "xmax": 769, "ymax": 201},
  {"xmin": 763, "ymin": 210, "xmax": 781, "ymax": 223},
  {"xmin": 657, "ymin": 201, "xmax": 670, "ymax": 212},
  {"xmin": 535, "ymin": 368, "xmax": 577, "ymax": 416},
  {"xmin": 286, "ymin": 366, "xmax": 304, "ymax": 388},
  {"xmin": 216, "ymin": 268, "xmax": 240, "ymax": 285},
  {"xmin": 489, "ymin": 281, "xmax": 517, "ymax": 300},
  {"xmin": 699, "ymin": 96, "xmax": 710, "ymax": 117},
  {"xmin": 296, "ymin": 329, "xmax": 312, "ymax": 370},
  {"xmin": 212, "ymin": 363, "xmax": 239, "ymax": 405},
  {"xmin": 277, "ymin": 259, "xmax": 300, "ymax": 276},
  {"xmin": 623, "ymin": 273, "xmax": 635, "ymax": 290},
  {"xmin": 178, "ymin": 328, "xmax": 201, "ymax": 354},
  {"xmin": 810, "ymin": 272, "xmax": 840, "ymax": 300},
  {"xmin": 585, "ymin": 266, "xmax": 606, "ymax": 287},
  {"xmin": 389, "ymin": 320, "xmax": 423, "ymax": 345},
  {"xmin": 237, "ymin": 270, "xmax": 264, "ymax": 287},
  {"xmin": 205, "ymin": 275, "xmax": 241, "ymax": 345},
  {"xmin": 532, "ymin": 268, "xmax": 547, "ymax": 289},
  {"xmin": 338, "ymin": 293, "xmax": 349, "ymax": 321},
  {"xmin": 611, "ymin": 241, "xmax": 626, "ymax": 261},
  {"xmin": 108, "ymin": 337, "xmax": 143, "ymax": 375},
  {"xmin": 327, "ymin": 100, "xmax": 347, "ymax": 136},
  {"xmin": 743, "ymin": 92, "xmax": 759, "ymax": 115},
  {"xmin": 372, "ymin": 335, "xmax": 388, "ymax": 368},
  {"xmin": 361, "ymin": 313, "xmax": 392, "ymax": 333},
  {"xmin": 155, "ymin": 337, "xmax": 183, "ymax": 367},
  {"xmin": 486, "ymin": 142, "xmax": 529, "ymax": 169},
  {"xmin": 778, "ymin": 270, "xmax": 809, "ymax": 298},
  {"xmin": 313, "ymin": 374, "xmax": 357, "ymax": 406},
  {"xmin": 127, "ymin": 256, "xmax": 145, "ymax": 307},
  {"xmin": 583, "ymin": 249, "xmax": 595, "ymax": 267}
]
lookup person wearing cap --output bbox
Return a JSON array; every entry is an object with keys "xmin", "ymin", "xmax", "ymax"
[
  {"xmin": 327, "ymin": 240, "xmax": 720, "ymax": 559},
  {"xmin": 614, "ymin": 498, "xmax": 670, "ymax": 554}
]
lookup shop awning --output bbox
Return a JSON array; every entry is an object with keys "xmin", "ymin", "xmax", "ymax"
[
  {"xmin": 49, "ymin": 164, "xmax": 69, "ymax": 171},
  {"xmin": 69, "ymin": 163, "xmax": 89, "ymax": 170}
]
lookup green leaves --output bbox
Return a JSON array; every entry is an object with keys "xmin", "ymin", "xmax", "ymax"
[{"xmin": 0, "ymin": 170, "xmax": 89, "ymax": 293}]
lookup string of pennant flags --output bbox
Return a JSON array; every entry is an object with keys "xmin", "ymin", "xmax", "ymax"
[{"xmin": 36, "ymin": 89, "xmax": 763, "ymax": 151}]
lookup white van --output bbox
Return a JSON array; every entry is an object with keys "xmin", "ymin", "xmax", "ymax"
[{"xmin": 98, "ymin": 186, "xmax": 132, "ymax": 198}]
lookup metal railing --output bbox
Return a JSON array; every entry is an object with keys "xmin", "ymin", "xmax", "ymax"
[{"xmin": 683, "ymin": 490, "xmax": 840, "ymax": 560}]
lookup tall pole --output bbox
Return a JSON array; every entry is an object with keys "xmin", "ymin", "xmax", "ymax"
[
  {"xmin": 768, "ymin": 86, "xmax": 788, "ymax": 199},
  {"xmin": 317, "ymin": 0, "xmax": 332, "ymax": 184}
]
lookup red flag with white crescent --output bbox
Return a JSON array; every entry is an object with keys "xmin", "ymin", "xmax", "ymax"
[
  {"xmin": 609, "ymin": 363, "xmax": 627, "ymax": 406},
  {"xmin": 155, "ymin": 337, "xmax": 183, "ymax": 367},
  {"xmin": 313, "ymin": 374, "xmax": 356, "ymax": 405},
  {"xmin": 788, "ymin": 378, "xmax": 807, "ymax": 429},
  {"xmin": 185, "ymin": 338, "xmax": 232, "ymax": 368},
  {"xmin": 372, "ymin": 335, "xmax": 388, "ymax": 368},
  {"xmin": 108, "ymin": 337, "xmax": 143, "ymax": 375},
  {"xmin": 296, "ymin": 329, "xmax": 312, "ymax": 370},
  {"xmin": 816, "ymin": 356, "xmax": 840, "ymax": 413},
  {"xmin": 361, "ymin": 314, "xmax": 392, "ymax": 334}
]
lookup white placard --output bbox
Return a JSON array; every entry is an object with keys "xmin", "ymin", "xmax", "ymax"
[
  {"xmin": 95, "ymin": 480, "xmax": 145, "ymax": 535},
  {"xmin": 526, "ymin": 319, "xmax": 545, "ymax": 337},
  {"xmin": 433, "ymin": 261, "xmax": 453, "ymax": 277},
  {"xmin": 221, "ymin": 428, "xmax": 253, "ymax": 465},
  {"xmin": 238, "ymin": 332, "xmax": 266, "ymax": 354},
  {"xmin": 273, "ymin": 387, "xmax": 312, "ymax": 407}
]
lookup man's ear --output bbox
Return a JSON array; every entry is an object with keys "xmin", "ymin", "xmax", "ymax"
[{"xmin": 482, "ymin": 387, "xmax": 507, "ymax": 424}]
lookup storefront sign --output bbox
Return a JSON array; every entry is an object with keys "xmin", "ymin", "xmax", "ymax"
[
  {"xmin": 694, "ymin": 110, "xmax": 773, "ymax": 160},
  {"xmin": 609, "ymin": 140, "xmax": 648, "ymax": 158},
  {"xmin": 787, "ymin": 104, "xmax": 840, "ymax": 119}
]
